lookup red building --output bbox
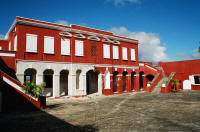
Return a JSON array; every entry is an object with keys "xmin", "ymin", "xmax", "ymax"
[{"xmin": 0, "ymin": 17, "xmax": 160, "ymax": 99}]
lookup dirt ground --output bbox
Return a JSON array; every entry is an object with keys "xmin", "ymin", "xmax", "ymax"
[{"xmin": 1, "ymin": 91, "xmax": 200, "ymax": 132}]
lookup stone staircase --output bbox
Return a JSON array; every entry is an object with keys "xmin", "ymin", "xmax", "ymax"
[{"xmin": 152, "ymin": 67, "xmax": 175, "ymax": 94}]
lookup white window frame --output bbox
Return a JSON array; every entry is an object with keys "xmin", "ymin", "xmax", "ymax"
[
  {"xmin": 131, "ymin": 48, "xmax": 136, "ymax": 61},
  {"xmin": 44, "ymin": 36, "xmax": 54, "ymax": 54},
  {"xmin": 113, "ymin": 46, "xmax": 119, "ymax": 59},
  {"xmin": 26, "ymin": 34, "xmax": 38, "ymax": 53},
  {"xmin": 14, "ymin": 35, "xmax": 17, "ymax": 51},
  {"xmin": 75, "ymin": 40, "xmax": 84, "ymax": 56},
  {"xmin": 122, "ymin": 47, "xmax": 128, "ymax": 60},
  {"xmin": 103, "ymin": 44, "xmax": 110, "ymax": 59},
  {"xmin": 61, "ymin": 38, "xmax": 70, "ymax": 55}
]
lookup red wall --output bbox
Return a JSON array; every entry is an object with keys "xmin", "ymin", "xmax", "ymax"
[
  {"xmin": 14, "ymin": 21, "xmax": 139, "ymax": 67},
  {"xmin": 158, "ymin": 60, "xmax": 200, "ymax": 77},
  {"xmin": 0, "ymin": 40, "xmax": 9, "ymax": 50}
]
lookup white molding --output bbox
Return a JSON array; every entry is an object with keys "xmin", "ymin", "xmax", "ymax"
[
  {"xmin": 16, "ymin": 59, "xmax": 140, "ymax": 69},
  {"xmin": 74, "ymin": 33, "xmax": 86, "ymax": 39},
  {"xmin": 145, "ymin": 65, "xmax": 157, "ymax": 71},
  {"xmin": 0, "ymin": 53, "xmax": 15, "ymax": 57},
  {"xmin": 112, "ymin": 40, "xmax": 120, "ymax": 45},
  {"xmin": 102, "ymin": 38, "xmax": 113, "ymax": 43},
  {"xmin": 6, "ymin": 18, "xmax": 138, "ymax": 44},
  {"xmin": 139, "ymin": 63, "xmax": 144, "ymax": 66},
  {"xmin": 88, "ymin": 35, "xmax": 100, "ymax": 41},
  {"xmin": 59, "ymin": 32, "xmax": 72, "ymax": 37}
]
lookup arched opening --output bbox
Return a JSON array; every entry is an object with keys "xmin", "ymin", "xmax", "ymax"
[
  {"xmin": 139, "ymin": 71, "xmax": 144, "ymax": 89},
  {"xmin": 43, "ymin": 69, "xmax": 54, "ymax": 97},
  {"xmin": 113, "ymin": 71, "xmax": 118, "ymax": 93},
  {"xmin": 131, "ymin": 71, "xmax": 136, "ymax": 91},
  {"xmin": 122, "ymin": 71, "xmax": 128, "ymax": 92},
  {"xmin": 146, "ymin": 74, "xmax": 154, "ymax": 82},
  {"xmin": 60, "ymin": 70, "xmax": 69, "ymax": 96},
  {"xmin": 104, "ymin": 70, "xmax": 110, "ymax": 89},
  {"xmin": 86, "ymin": 70, "xmax": 99, "ymax": 95},
  {"xmin": 24, "ymin": 68, "xmax": 37, "ymax": 83},
  {"xmin": 76, "ymin": 70, "xmax": 81, "ymax": 89}
]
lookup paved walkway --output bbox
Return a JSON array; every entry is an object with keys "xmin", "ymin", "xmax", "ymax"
[{"xmin": 1, "ymin": 91, "xmax": 200, "ymax": 132}]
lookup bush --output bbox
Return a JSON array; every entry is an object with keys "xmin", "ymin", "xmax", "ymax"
[{"xmin": 23, "ymin": 82, "xmax": 45, "ymax": 98}]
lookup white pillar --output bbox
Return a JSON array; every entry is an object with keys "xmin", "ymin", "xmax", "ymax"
[
  {"xmin": 16, "ymin": 74, "xmax": 24, "ymax": 84},
  {"xmin": 36, "ymin": 74, "xmax": 43, "ymax": 85},
  {"xmin": 53, "ymin": 74, "xmax": 60, "ymax": 97},
  {"xmin": 82, "ymin": 73, "xmax": 87, "ymax": 95},
  {"xmin": 98, "ymin": 73, "xmax": 102, "ymax": 95}
]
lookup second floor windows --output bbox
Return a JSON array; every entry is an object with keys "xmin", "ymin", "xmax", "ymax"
[
  {"xmin": 122, "ymin": 47, "xmax": 128, "ymax": 60},
  {"xmin": 103, "ymin": 44, "xmax": 110, "ymax": 59},
  {"xmin": 26, "ymin": 34, "xmax": 37, "ymax": 52},
  {"xmin": 131, "ymin": 48, "xmax": 136, "ymax": 61},
  {"xmin": 61, "ymin": 38, "xmax": 70, "ymax": 55},
  {"xmin": 14, "ymin": 35, "xmax": 17, "ymax": 51},
  {"xmin": 113, "ymin": 46, "xmax": 119, "ymax": 59},
  {"xmin": 75, "ymin": 40, "xmax": 84, "ymax": 56},
  {"xmin": 44, "ymin": 36, "xmax": 54, "ymax": 54}
]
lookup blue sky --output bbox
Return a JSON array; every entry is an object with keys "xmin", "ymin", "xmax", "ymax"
[{"xmin": 0, "ymin": 0, "xmax": 199, "ymax": 62}]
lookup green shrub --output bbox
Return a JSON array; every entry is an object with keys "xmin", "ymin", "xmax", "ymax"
[{"xmin": 23, "ymin": 82, "xmax": 44, "ymax": 98}]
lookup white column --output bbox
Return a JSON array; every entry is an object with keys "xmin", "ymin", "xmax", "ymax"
[
  {"xmin": 53, "ymin": 74, "xmax": 60, "ymax": 97},
  {"xmin": 68, "ymin": 72, "xmax": 75, "ymax": 96},
  {"xmin": 98, "ymin": 73, "xmax": 102, "ymax": 95},
  {"xmin": 82, "ymin": 73, "xmax": 87, "ymax": 95},
  {"xmin": 16, "ymin": 74, "xmax": 24, "ymax": 84},
  {"xmin": 36, "ymin": 74, "xmax": 43, "ymax": 85}
]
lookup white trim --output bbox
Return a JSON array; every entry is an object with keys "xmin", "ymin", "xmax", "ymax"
[
  {"xmin": 139, "ymin": 63, "xmax": 144, "ymax": 66},
  {"xmin": 6, "ymin": 18, "xmax": 138, "ymax": 44},
  {"xmin": 112, "ymin": 40, "xmax": 120, "ymax": 45},
  {"xmin": 59, "ymin": 32, "xmax": 72, "ymax": 37},
  {"xmin": 74, "ymin": 34, "xmax": 86, "ymax": 39},
  {"xmin": 16, "ymin": 59, "xmax": 140, "ymax": 69},
  {"xmin": 88, "ymin": 35, "xmax": 100, "ymax": 41},
  {"xmin": 145, "ymin": 65, "xmax": 157, "ymax": 71},
  {"xmin": 3, "ymin": 76, "xmax": 37, "ymax": 101},
  {"xmin": 0, "ymin": 53, "xmax": 15, "ymax": 57}
]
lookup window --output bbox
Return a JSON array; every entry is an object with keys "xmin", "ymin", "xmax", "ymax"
[
  {"xmin": 26, "ymin": 34, "xmax": 37, "ymax": 52},
  {"xmin": 131, "ymin": 49, "xmax": 136, "ymax": 61},
  {"xmin": 14, "ymin": 35, "xmax": 17, "ymax": 51},
  {"xmin": 103, "ymin": 44, "xmax": 110, "ymax": 59},
  {"xmin": 194, "ymin": 75, "xmax": 200, "ymax": 84},
  {"xmin": 44, "ymin": 36, "xmax": 54, "ymax": 54},
  {"xmin": 61, "ymin": 38, "xmax": 70, "ymax": 55},
  {"xmin": 122, "ymin": 47, "xmax": 128, "ymax": 60},
  {"xmin": 75, "ymin": 40, "xmax": 84, "ymax": 56},
  {"xmin": 0, "ymin": 46, "xmax": 2, "ymax": 50},
  {"xmin": 113, "ymin": 46, "xmax": 119, "ymax": 59}
]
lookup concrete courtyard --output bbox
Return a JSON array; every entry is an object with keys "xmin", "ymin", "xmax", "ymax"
[{"xmin": 1, "ymin": 91, "xmax": 200, "ymax": 132}]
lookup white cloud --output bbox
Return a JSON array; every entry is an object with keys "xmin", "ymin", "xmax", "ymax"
[
  {"xmin": 55, "ymin": 20, "xmax": 69, "ymax": 26},
  {"xmin": 0, "ymin": 34, "xmax": 5, "ymax": 40},
  {"xmin": 110, "ymin": 27, "xmax": 171, "ymax": 63},
  {"xmin": 176, "ymin": 50, "xmax": 200, "ymax": 60},
  {"xmin": 105, "ymin": 0, "xmax": 141, "ymax": 7}
]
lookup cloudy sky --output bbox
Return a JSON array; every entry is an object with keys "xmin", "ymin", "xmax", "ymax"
[{"xmin": 0, "ymin": 0, "xmax": 199, "ymax": 63}]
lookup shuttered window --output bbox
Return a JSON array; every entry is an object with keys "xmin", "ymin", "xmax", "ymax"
[
  {"xmin": 103, "ymin": 44, "xmax": 110, "ymax": 59},
  {"xmin": 75, "ymin": 40, "xmax": 84, "ymax": 56},
  {"xmin": 113, "ymin": 46, "xmax": 119, "ymax": 59},
  {"xmin": 122, "ymin": 47, "xmax": 128, "ymax": 60},
  {"xmin": 61, "ymin": 38, "xmax": 70, "ymax": 55},
  {"xmin": 131, "ymin": 48, "xmax": 136, "ymax": 61},
  {"xmin": 14, "ymin": 35, "xmax": 17, "ymax": 51},
  {"xmin": 26, "ymin": 34, "xmax": 37, "ymax": 52},
  {"xmin": 44, "ymin": 36, "xmax": 54, "ymax": 54}
]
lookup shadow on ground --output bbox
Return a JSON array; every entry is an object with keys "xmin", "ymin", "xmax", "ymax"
[{"xmin": 0, "ymin": 108, "xmax": 98, "ymax": 132}]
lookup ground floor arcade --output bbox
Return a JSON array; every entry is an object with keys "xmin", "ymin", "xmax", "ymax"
[{"xmin": 16, "ymin": 61, "xmax": 155, "ymax": 97}]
